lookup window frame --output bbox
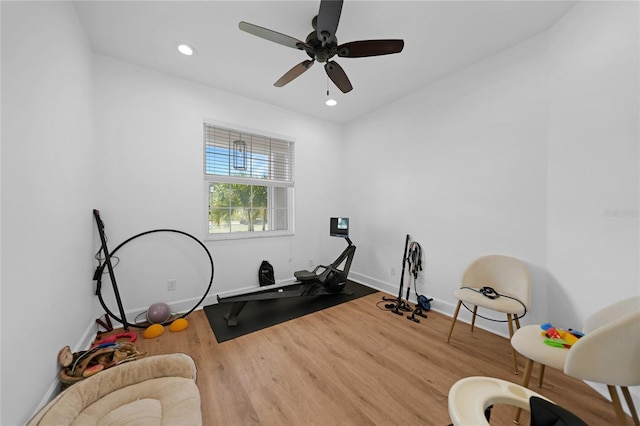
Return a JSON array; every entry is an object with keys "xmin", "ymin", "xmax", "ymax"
[{"xmin": 203, "ymin": 120, "xmax": 295, "ymax": 241}]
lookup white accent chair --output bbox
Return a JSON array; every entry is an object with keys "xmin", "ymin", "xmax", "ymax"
[{"xmin": 447, "ymin": 255, "xmax": 532, "ymax": 374}]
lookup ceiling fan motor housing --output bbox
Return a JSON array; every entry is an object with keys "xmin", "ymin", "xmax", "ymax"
[{"xmin": 305, "ymin": 31, "xmax": 338, "ymax": 63}]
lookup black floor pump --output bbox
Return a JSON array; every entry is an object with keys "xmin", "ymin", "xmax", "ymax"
[
  {"xmin": 384, "ymin": 234, "xmax": 412, "ymax": 315},
  {"xmin": 405, "ymin": 240, "xmax": 432, "ymax": 323},
  {"xmin": 383, "ymin": 235, "xmax": 432, "ymax": 322}
]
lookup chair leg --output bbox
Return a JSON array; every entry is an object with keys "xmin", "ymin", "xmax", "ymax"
[
  {"xmin": 514, "ymin": 315, "xmax": 521, "ymax": 330},
  {"xmin": 538, "ymin": 364, "xmax": 546, "ymax": 388},
  {"xmin": 514, "ymin": 358, "xmax": 535, "ymax": 424},
  {"xmin": 621, "ymin": 386, "xmax": 639, "ymax": 426},
  {"xmin": 608, "ymin": 385, "xmax": 628, "ymax": 426},
  {"xmin": 470, "ymin": 305, "xmax": 478, "ymax": 331},
  {"xmin": 447, "ymin": 301, "xmax": 462, "ymax": 343},
  {"xmin": 507, "ymin": 313, "xmax": 518, "ymax": 374}
]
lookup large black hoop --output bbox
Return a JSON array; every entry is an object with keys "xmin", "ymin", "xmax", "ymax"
[{"xmin": 96, "ymin": 229, "xmax": 214, "ymax": 329}]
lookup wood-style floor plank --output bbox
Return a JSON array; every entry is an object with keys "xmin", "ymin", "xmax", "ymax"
[{"xmin": 100, "ymin": 292, "xmax": 626, "ymax": 425}]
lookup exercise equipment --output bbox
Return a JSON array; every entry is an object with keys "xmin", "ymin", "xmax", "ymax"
[
  {"xmin": 392, "ymin": 234, "xmax": 412, "ymax": 315},
  {"xmin": 169, "ymin": 318, "xmax": 189, "ymax": 332},
  {"xmin": 143, "ymin": 324, "xmax": 165, "ymax": 339},
  {"xmin": 408, "ymin": 294, "xmax": 433, "ymax": 324},
  {"xmin": 381, "ymin": 234, "xmax": 412, "ymax": 315},
  {"xmin": 147, "ymin": 303, "xmax": 171, "ymax": 324},
  {"xmin": 93, "ymin": 209, "xmax": 214, "ymax": 329},
  {"xmin": 134, "ymin": 308, "xmax": 184, "ymax": 328},
  {"xmin": 404, "ymin": 240, "xmax": 432, "ymax": 323},
  {"xmin": 94, "ymin": 210, "xmax": 129, "ymax": 330},
  {"xmin": 381, "ymin": 236, "xmax": 431, "ymax": 322},
  {"xmin": 95, "ymin": 314, "xmax": 113, "ymax": 333},
  {"xmin": 216, "ymin": 217, "xmax": 356, "ymax": 326}
]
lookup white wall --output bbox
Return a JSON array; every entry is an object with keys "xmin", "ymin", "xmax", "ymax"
[
  {"xmin": 344, "ymin": 32, "xmax": 550, "ymax": 326},
  {"xmin": 344, "ymin": 0, "xmax": 638, "ymax": 334},
  {"xmin": 546, "ymin": 1, "xmax": 639, "ymax": 326},
  {"xmin": 0, "ymin": 2, "xmax": 96, "ymax": 425},
  {"xmin": 1, "ymin": 4, "xmax": 3, "ymax": 423},
  {"xmin": 92, "ymin": 55, "xmax": 346, "ymax": 318}
]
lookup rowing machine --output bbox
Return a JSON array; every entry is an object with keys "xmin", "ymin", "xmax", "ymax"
[{"xmin": 217, "ymin": 218, "xmax": 356, "ymax": 326}]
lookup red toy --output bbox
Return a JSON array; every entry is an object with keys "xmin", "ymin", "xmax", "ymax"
[
  {"xmin": 91, "ymin": 331, "xmax": 137, "ymax": 348},
  {"xmin": 545, "ymin": 327, "xmax": 562, "ymax": 340}
]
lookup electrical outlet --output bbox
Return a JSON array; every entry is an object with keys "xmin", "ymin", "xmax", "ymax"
[
  {"xmin": 168, "ymin": 279, "xmax": 177, "ymax": 291},
  {"xmin": 390, "ymin": 267, "xmax": 396, "ymax": 276}
]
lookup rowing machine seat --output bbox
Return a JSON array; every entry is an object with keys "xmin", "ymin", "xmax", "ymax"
[{"xmin": 294, "ymin": 269, "xmax": 318, "ymax": 281}]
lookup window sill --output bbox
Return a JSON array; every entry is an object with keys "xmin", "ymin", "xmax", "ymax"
[{"xmin": 204, "ymin": 230, "xmax": 294, "ymax": 242}]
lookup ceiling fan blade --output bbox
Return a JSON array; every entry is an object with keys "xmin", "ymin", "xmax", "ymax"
[
  {"xmin": 337, "ymin": 40, "xmax": 405, "ymax": 58},
  {"xmin": 324, "ymin": 61, "xmax": 352, "ymax": 93},
  {"xmin": 316, "ymin": 0, "xmax": 343, "ymax": 44},
  {"xmin": 239, "ymin": 21, "xmax": 307, "ymax": 50},
  {"xmin": 274, "ymin": 60, "xmax": 315, "ymax": 87}
]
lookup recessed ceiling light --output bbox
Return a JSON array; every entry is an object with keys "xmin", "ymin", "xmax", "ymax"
[
  {"xmin": 325, "ymin": 98, "xmax": 337, "ymax": 107},
  {"xmin": 177, "ymin": 43, "xmax": 196, "ymax": 56}
]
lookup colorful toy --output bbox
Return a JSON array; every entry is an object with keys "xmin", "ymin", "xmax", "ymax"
[
  {"xmin": 568, "ymin": 328, "xmax": 585, "ymax": 338},
  {"xmin": 558, "ymin": 329, "xmax": 578, "ymax": 345},
  {"xmin": 540, "ymin": 323, "xmax": 583, "ymax": 348},
  {"xmin": 543, "ymin": 326, "xmax": 562, "ymax": 340}
]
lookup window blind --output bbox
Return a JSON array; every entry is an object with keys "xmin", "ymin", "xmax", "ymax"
[{"xmin": 204, "ymin": 123, "xmax": 294, "ymax": 186}]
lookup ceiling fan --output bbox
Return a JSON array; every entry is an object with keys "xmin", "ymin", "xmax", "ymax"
[{"xmin": 239, "ymin": 0, "xmax": 404, "ymax": 93}]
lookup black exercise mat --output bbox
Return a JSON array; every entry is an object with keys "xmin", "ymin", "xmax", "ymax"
[{"xmin": 204, "ymin": 281, "xmax": 378, "ymax": 343}]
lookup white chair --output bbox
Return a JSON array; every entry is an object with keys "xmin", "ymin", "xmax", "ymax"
[
  {"xmin": 447, "ymin": 255, "xmax": 531, "ymax": 374},
  {"xmin": 511, "ymin": 296, "xmax": 640, "ymax": 425}
]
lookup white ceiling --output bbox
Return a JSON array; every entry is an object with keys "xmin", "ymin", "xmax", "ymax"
[{"xmin": 74, "ymin": 0, "xmax": 576, "ymax": 124}]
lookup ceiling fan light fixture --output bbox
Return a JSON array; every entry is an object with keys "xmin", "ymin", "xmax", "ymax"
[
  {"xmin": 177, "ymin": 43, "xmax": 196, "ymax": 56},
  {"xmin": 325, "ymin": 86, "xmax": 337, "ymax": 106}
]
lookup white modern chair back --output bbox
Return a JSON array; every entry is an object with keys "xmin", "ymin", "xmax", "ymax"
[
  {"xmin": 565, "ymin": 299, "xmax": 640, "ymax": 426},
  {"xmin": 581, "ymin": 296, "xmax": 640, "ymax": 334},
  {"xmin": 565, "ymin": 309, "xmax": 640, "ymax": 386},
  {"xmin": 462, "ymin": 255, "xmax": 532, "ymax": 310}
]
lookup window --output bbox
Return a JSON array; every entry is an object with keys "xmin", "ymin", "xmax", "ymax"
[{"xmin": 204, "ymin": 123, "xmax": 294, "ymax": 238}]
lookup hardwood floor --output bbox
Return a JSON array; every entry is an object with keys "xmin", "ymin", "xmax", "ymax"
[{"xmin": 109, "ymin": 292, "xmax": 623, "ymax": 425}]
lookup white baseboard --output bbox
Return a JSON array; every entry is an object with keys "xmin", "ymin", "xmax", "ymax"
[{"xmin": 30, "ymin": 319, "xmax": 97, "ymax": 422}]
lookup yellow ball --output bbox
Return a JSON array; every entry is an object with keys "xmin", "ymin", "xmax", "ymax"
[
  {"xmin": 143, "ymin": 323, "xmax": 165, "ymax": 339},
  {"xmin": 169, "ymin": 318, "xmax": 189, "ymax": 332}
]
